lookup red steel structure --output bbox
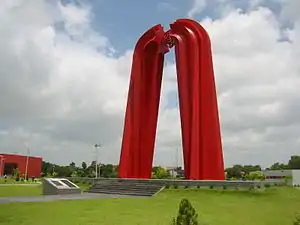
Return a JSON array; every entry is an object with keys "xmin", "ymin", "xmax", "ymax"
[
  {"xmin": 0, "ymin": 153, "xmax": 42, "ymax": 178},
  {"xmin": 118, "ymin": 19, "xmax": 224, "ymax": 180}
]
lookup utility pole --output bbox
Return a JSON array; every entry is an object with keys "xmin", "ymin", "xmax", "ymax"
[
  {"xmin": 94, "ymin": 143, "xmax": 102, "ymax": 179},
  {"xmin": 24, "ymin": 144, "xmax": 30, "ymax": 180}
]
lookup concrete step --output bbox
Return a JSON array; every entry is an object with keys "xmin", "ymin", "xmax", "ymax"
[
  {"xmin": 90, "ymin": 187, "xmax": 161, "ymax": 193},
  {"xmin": 86, "ymin": 189, "xmax": 155, "ymax": 196},
  {"xmin": 86, "ymin": 180, "xmax": 165, "ymax": 197},
  {"xmin": 92, "ymin": 185, "xmax": 161, "ymax": 190}
]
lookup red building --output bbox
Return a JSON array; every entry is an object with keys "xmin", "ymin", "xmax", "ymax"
[{"xmin": 0, "ymin": 153, "xmax": 42, "ymax": 178}]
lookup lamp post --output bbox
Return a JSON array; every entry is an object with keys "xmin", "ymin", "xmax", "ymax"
[{"xmin": 94, "ymin": 143, "xmax": 102, "ymax": 179}]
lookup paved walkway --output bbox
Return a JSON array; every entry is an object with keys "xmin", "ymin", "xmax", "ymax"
[{"xmin": 0, "ymin": 193, "xmax": 146, "ymax": 204}]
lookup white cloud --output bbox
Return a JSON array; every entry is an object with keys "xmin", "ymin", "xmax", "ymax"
[
  {"xmin": 1, "ymin": 0, "xmax": 300, "ymax": 169},
  {"xmin": 188, "ymin": 0, "xmax": 207, "ymax": 18}
]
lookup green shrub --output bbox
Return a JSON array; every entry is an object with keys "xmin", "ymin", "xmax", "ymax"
[
  {"xmin": 209, "ymin": 185, "xmax": 214, "ymax": 189},
  {"xmin": 165, "ymin": 184, "xmax": 170, "ymax": 189},
  {"xmin": 293, "ymin": 214, "xmax": 300, "ymax": 225},
  {"xmin": 184, "ymin": 185, "xmax": 189, "ymax": 189},
  {"xmin": 222, "ymin": 185, "xmax": 227, "ymax": 190},
  {"xmin": 196, "ymin": 185, "xmax": 200, "ymax": 189},
  {"xmin": 174, "ymin": 184, "xmax": 178, "ymax": 189},
  {"xmin": 264, "ymin": 183, "xmax": 271, "ymax": 188},
  {"xmin": 172, "ymin": 199, "xmax": 199, "ymax": 225}
]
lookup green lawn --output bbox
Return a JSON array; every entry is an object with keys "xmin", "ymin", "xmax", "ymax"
[
  {"xmin": 0, "ymin": 187, "xmax": 300, "ymax": 225},
  {"xmin": 0, "ymin": 183, "xmax": 91, "ymax": 197}
]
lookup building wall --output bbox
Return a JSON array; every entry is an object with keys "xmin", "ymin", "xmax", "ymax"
[
  {"xmin": 261, "ymin": 170, "xmax": 293, "ymax": 179},
  {"xmin": 292, "ymin": 170, "xmax": 300, "ymax": 186},
  {"xmin": 0, "ymin": 154, "xmax": 42, "ymax": 178}
]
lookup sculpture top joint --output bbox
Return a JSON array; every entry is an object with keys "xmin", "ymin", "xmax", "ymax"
[{"xmin": 163, "ymin": 30, "xmax": 175, "ymax": 49}]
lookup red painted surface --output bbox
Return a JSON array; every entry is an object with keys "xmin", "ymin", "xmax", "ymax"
[
  {"xmin": 0, "ymin": 153, "xmax": 42, "ymax": 177},
  {"xmin": 118, "ymin": 19, "xmax": 224, "ymax": 180}
]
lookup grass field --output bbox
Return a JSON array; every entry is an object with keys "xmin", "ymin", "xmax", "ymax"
[
  {"xmin": 0, "ymin": 178, "xmax": 39, "ymax": 184},
  {"xmin": 0, "ymin": 186, "xmax": 300, "ymax": 225},
  {"xmin": 0, "ymin": 183, "xmax": 91, "ymax": 197}
]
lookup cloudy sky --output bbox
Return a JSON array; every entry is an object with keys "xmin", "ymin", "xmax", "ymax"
[{"xmin": 0, "ymin": 0, "xmax": 299, "ymax": 168}]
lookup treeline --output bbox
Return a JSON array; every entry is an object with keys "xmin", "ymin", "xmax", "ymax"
[
  {"xmin": 42, "ymin": 161, "xmax": 119, "ymax": 178},
  {"xmin": 42, "ymin": 155, "xmax": 300, "ymax": 179},
  {"xmin": 225, "ymin": 155, "xmax": 300, "ymax": 179}
]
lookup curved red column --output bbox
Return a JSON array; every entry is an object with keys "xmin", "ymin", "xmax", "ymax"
[
  {"xmin": 118, "ymin": 25, "xmax": 167, "ymax": 178},
  {"xmin": 169, "ymin": 19, "xmax": 224, "ymax": 180},
  {"xmin": 118, "ymin": 19, "xmax": 225, "ymax": 180}
]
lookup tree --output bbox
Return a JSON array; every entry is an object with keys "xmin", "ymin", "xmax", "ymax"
[
  {"xmin": 243, "ymin": 165, "xmax": 261, "ymax": 173},
  {"xmin": 269, "ymin": 162, "xmax": 289, "ymax": 170},
  {"xmin": 172, "ymin": 199, "xmax": 199, "ymax": 225},
  {"xmin": 246, "ymin": 171, "xmax": 265, "ymax": 181},
  {"xmin": 81, "ymin": 162, "xmax": 87, "ymax": 170},
  {"xmin": 152, "ymin": 166, "xmax": 170, "ymax": 179},
  {"xmin": 100, "ymin": 164, "xmax": 115, "ymax": 178},
  {"xmin": 225, "ymin": 165, "xmax": 243, "ymax": 179},
  {"xmin": 288, "ymin": 156, "xmax": 300, "ymax": 169}
]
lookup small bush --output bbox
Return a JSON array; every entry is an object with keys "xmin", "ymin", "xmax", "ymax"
[
  {"xmin": 222, "ymin": 185, "xmax": 227, "ymax": 190},
  {"xmin": 165, "ymin": 184, "xmax": 170, "ymax": 189},
  {"xmin": 209, "ymin": 185, "xmax": 214, "ymax": 189},
  {"xmin": 293, "ymin": 214, "xmax": 300, "ymax": 225},
  {"xmin": 256, "ymin": 185, "xmax": 261, "ymax": 189},
  {"xmin": 172, "ymin": 199, "xmax": 199, "ymax": 225},
  {"xmin": 174, "ymin": 184, "xmax": 178, "ymax": 189},
  {"xmin": 264, "ymin": 183, "xmax": 271, "ymax": 188},
  {"xmin": 196, "ymin": 185, "xmax": 200, "ymax": 189},
  {"xmin": 184, "ymin": 185, "xmax": 189, "ymax": 189}
]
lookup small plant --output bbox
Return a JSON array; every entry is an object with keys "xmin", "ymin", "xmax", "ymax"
[
  {"xmin": 293, "ymin": 213, "xmax": 300, "ymax": 225},
  {"xmin": 264, "ymin": 183, "xmax": 271, "ymax": 188},
  {"xmin": 174, "ymin": 184, "xmax": 178, "ymax": 189},
  {"xmin": 222, "ymin": 185, "xmax": 227, "ymax": 190},
  {"xmin": 256, "ymin": 184, "xmax": 261, "ymax": 189},
  {"xmin": 196, "ymin": 185, "xmax": 200, "ymax": 189},
  {"xmin": 209, "ymin": 185, "xmax": 214, "ymax": 189},
  {"xmin": 184, "ymin": 185, "xmax": 189, "ymax": 189},
  {"xmin": 172, "ymin": 199, "xmax": 199, "ymax": 225},
  {"xmin": 165, "ymin": 184, "xmax": 170, "ymax": 189}
]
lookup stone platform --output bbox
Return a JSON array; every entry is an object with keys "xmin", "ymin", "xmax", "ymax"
[{"xmin": 0, "ymin": 193, "xmax": 146, "ymax": 204}]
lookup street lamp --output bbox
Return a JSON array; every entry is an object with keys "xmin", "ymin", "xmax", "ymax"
[{"xmin": 94, "ymin": 143, "xmax": 102, "ymax": 179}]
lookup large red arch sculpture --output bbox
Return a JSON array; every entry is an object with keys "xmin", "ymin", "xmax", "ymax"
[{"xmin": 118, "ymin": 19, "xmax": 225, "ymax": 180}]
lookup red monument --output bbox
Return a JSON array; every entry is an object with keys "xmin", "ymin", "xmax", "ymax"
[{"xmin": 118, "ymin": 19, "xmax": 225, "ymax": 180}]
